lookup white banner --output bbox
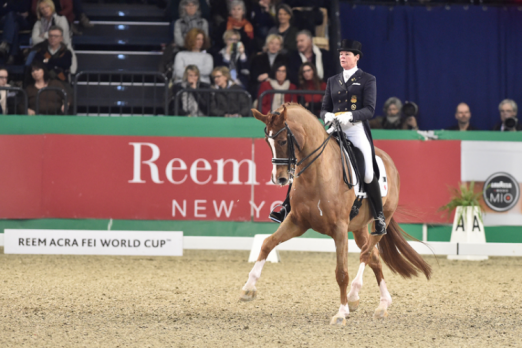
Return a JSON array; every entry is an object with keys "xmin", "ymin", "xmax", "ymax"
[{"xmin": 4, "ymin": 230, "xmax": 183, "ymax": 256}]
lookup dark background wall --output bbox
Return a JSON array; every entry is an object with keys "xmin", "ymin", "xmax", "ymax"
[{"xmin": 338, "ymin": 3, "xmax": 522, "ymax": 130}]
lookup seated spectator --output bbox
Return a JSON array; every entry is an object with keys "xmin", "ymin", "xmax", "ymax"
[
  {"xmin": 32, "ymin": 0, "xmax": 71, "ymax": 47},
  {"xmin": 287, "ymin": 30, "xmax": 333, "ymax": 85},
  {"xmin": 210, "ymin": 66, "xmax": 250, "ymax": 117},
  {"xmin": 0, "ymin": 68, "xmax": 16, "ymax": 114},
  {"xmin": 173, "ymin": 28, "xmax": 213, "ymax": 84},
  {"xmin": 171, "ymin": 64, "xmax": 210, "ymax": 116},
  {"xmin": 174, "ymin": 0, "xmax": 209, "ymax": 50},
  {"xmin": 267, "ymin": 4, "xmax": 298, "ymax": 53},
  {"xmin": 369, "ymin": 97, "xmax": 418, "ymax": 130},
  {"xmin": 250, "ymin": 0, "xmax": 277, "ymax": 52},
  {"xmin": 0, "ymin": 0, "xmax": 32, "ymax": 65},
  {"xmin": 31, "ymin": 0, "xmax": 93, "ymax": 35},
  {"xmin": 257, "ymin": 61, "xmax": 297, "ymax": 114},
  {"xmin": 32, "ymin": 26, "xmax": 71, "ymax": 82},
  {"xmin": 446, "ymin": 103, "xmax": 478, "ymax": 131},
  {"xmin": 214, "ymin": 29, "xmax": 249, "ymax": 88},
  {"xmin": 24, "ymin": 60, "xmax": 71, "ymax": 115},
  {"xmin": 249, "ymin": 33, "xmax": 286, "ymax": 98},
  {"xmin": 492, "ymin": 99, "xmax": 521, "ymax": 131},
  {"xmin": 214, "ymin": 0, "xmax": 254, "ymax": 55},
  {"xmin": 297, "ymin": 62, "xmax": 325, "ymax": 117}
]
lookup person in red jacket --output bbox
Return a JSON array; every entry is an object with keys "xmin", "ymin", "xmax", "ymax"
[
  {"xmin": 298, "ymin": 62, "xmax": 326, "ymax": 117},
  {"xmin": 257, "ymin": 61, "xmax": 297, "ymax": 114}
]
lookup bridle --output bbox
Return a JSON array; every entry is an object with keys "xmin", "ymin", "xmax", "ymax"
[{"xmin": 265, "ymin": 120, "xmax": 335, "ymax": 182}]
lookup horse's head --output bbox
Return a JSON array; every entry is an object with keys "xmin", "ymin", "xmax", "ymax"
[{"xmin": 252, "ymin": 104, "xmax": 306, "ymax": 186}]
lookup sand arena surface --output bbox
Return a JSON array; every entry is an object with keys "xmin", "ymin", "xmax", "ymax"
[{"xmin": 1, "ymin": 247, "xmax": 522, "ymax": 347}]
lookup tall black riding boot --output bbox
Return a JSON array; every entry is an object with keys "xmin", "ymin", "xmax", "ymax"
[
  {"xmin": 269, "ymin": 183, "xmax": 292, "ymax": 223},
  {"xmin": 365, "ymin": 175, "xmax": 386, "ymax": 235}
]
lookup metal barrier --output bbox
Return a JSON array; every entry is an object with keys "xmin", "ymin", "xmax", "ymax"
[
  {"xmin": 173, "ymin": 88, "xmax": 253, "ymax": 117},
  {"xmin": 258, "ymin": 89, "xmax": 325, "ymax": 117},
  {"xmin": 35, "ymin": 87, "xmax": 68, "ymax": 115},
  {"xmin": 0, "ymin": 86, "xmax": 28, "ymax": 115},
  {"xmin": 74, "ymin": 71, "xmax": 169, "ymax": 116}
]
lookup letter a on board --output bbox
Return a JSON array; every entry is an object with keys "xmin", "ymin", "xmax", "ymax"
[
  {"xmin": 472, "ymin": 216, "xmax": 481, "ymax": 231},
  {"xmin": 456, "ymin": 215, "xmax": 465, "ymax": 231}
]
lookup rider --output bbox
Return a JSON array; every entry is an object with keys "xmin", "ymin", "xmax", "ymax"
[{"xmin": 321, "ymin": 39, "xmax": 386, "ymax": 235}]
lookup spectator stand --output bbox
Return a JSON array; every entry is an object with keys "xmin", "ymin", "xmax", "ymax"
[
  {"xmin": 36, "ymin": 86, "xmax": 69, "ymax": 115},
  {"xmin": 0, "ymin": 86, "xmax": 28, "ymax": 115},
  {"xmin": 257, "ymin": 89, "xmax": 325, "ymax": 117}
]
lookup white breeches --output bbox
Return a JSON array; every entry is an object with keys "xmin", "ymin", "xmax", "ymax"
[{"xmin": 342, "ymin": 122, "xmax": 374, "ymax": 183}]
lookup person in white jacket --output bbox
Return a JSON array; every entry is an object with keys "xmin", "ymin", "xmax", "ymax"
[{"xmin": 173, "ymin": 28, "xmax": 213, "ymax": 84}]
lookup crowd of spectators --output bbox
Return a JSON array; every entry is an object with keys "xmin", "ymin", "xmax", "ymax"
[{"xmin": 0, "ymin": 0, "xmax": 519, "ymax": 132}]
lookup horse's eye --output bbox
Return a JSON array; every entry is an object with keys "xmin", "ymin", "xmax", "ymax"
[{"xmin": 279, "ymin": 140, "xmax": 287, "ymax": 146}]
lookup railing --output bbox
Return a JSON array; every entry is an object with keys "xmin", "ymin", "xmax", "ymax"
[
  {"xmin": 73, "ymin": 71, "xmax": 169, "ymax": 116},
  {"xmin": 0, "ymin": 86, "xmax": 28, "ymax": 115},
  {"xmin": 35, "ymin": 87, "xmax": 69, "ymax": 115},
  {"xmin": 258, "ymin": 89, "xmax": 325, "ymax": 117},
  {"xmin": 172, "ymin": 88, "xmax": 253, "ymax": 117}
]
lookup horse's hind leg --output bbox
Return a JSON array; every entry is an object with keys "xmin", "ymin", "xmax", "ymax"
[
  {"xmin": 240, "ymin": 215, "xmax": 306, "ymax": 302},
  {"xmin": 349, "ymin": 225, "xmax": 392, "ymax": 318}
]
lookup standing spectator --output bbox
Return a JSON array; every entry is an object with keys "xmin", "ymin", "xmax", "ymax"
[
  {"xmin": 24, "ymin": 60, "xmax": 71, "ymax": 115},
  {"xmin": 257, "ymin": 61, "xmax": 297, "ymax": 114},
  {"xmin": 210, "ymin": 66, "xmax": 250, "ymax": 117},
  {"xmin": 287, "ymin": 30, "xmax": 333, "ymax": 85},
  {"xmin": 214, "ymin": 29, "xmax": 249, "ymax": 88},
  {"xmin": 214, "ymin": 0, "xmax": 254, "ymax": 55},
  {"xmin": 173, "ymin": 28, "xmax": 213, "ymax": 83},
  {"xmin": 174, "ymin": 0, "xmax": 209, "ymax": 49},
  {"xmin": 267, "ymin": 4, "xmax": 298, "ymax": 53},
  {"xmin": 297, "ymin": 62, "xmax": 325, "ymax": 117},
  {"xmin": 249, "ymin": 33, "xmax": 286, "ymax": 98},
  {"xmin": 0, "ymin": 0, "xmax": 32, "ymax": 65},
  {"xmin": 171, "ymin": 64, "xmax": 210, "ymax": 116},
  {"xmin": 369, "ymin": 97, "xmax": 418, "ymax": 130},
  {"xmin": 492, "ymin": 99, "xmax": 521, "ymax": 131},
  {"xmin": 32, "ymin": 26, "xmax": 71, "ymax": 83},
  {"xmin": 250, "ymin": 0, "xmax": 277, "ymax": 52},
  {"xmin": 446, "ymin": 103, "xmax": 478, "ymax": 131},
  {"xmin": 32, "ymin": 0, "xmax": 71, "ymax": 47}
]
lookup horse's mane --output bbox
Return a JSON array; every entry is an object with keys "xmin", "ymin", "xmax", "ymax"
[{"xmin": 276, "ymin": 103, "xmax": 325, "ymax": 133}]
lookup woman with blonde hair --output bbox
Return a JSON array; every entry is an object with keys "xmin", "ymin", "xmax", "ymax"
[
  {"xmin": 32, "ymin": 0, "xmax": 71, "ymax": 47},
  {"xmin": 249, "ymin": 33, "xmax": 286, "ymax": 97},
  {"xmin": 173, "ymin": 28, "xmax": 213, "ymax": 84},
  {"xmin": 172, "ymin": 65, "xmax": 210, "ymax": 116}
]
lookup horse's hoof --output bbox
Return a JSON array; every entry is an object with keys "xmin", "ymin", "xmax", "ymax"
[
  {"xmin": 373, "ymin": 306, "xmax": 388, "ymax": 319},
  {"xmin": 239, "ymin": 289, "xmax": 257, "ymax": 302},
  {"xmin": 330, "ymin": 315, "xmax": 347, "ymax": 326},
  {"xmin": 348, "ymin": 300, "xmax": 359, "ymax": 312}
]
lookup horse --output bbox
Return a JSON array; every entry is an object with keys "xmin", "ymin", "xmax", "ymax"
[{"xmin": 240, "ymin": 103, "xmax": 432, "ymax": 325}]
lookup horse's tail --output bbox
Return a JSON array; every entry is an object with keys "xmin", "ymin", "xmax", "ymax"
[{"xmin": 377, "ymin": 217, "xmax": 432, "ymax": 280}]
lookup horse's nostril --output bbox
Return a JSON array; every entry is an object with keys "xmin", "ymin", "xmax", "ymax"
[{"xmin": 278, "ymin": 177, "xmax": 288, "ymax": 185}]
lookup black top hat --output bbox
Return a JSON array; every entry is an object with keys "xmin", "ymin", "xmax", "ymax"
[{"xmin": 337, "ymin": 39, "xmax": 363, "ymax": 57}]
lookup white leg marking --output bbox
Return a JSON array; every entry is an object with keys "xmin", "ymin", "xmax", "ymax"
[
  {"xmin": 379, "ymin": 279, "xmax": 392, "ymax": 308},
  {"xmin": 337, "ymin": 303, "xmax": 349, "ymax": 318},
  {"xmin": 347, "ymin": 263, "xmax": 365, "ymax": 302},
  {"xmin": 267, "ymin": 132, "xmax": 277, "ymax": 183},
  {"xmin": 242, "ymin": 260, "xmax": 266, "ymax": 291}
]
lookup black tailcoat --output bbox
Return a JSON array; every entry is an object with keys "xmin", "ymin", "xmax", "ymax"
[{"xmin": 321, "ymin": 68, "xmax": 380, "ymax": 178}]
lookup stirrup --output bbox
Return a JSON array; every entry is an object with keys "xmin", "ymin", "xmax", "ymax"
[
  {"xmin": 269, "ymin": 204, "xmax": 288, "ymax": 223},
  {"xmin": 371, "ymin": 212, "xmax": 387, "ymax": 236}
]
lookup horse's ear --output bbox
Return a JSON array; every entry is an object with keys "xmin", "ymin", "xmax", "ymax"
[
  {"xmin": 282, "ymin": 104, "xmax": 288, "ymax": 121},
  {"xmin": 251, "ymin": 109, "xmax": 268, "ymax": 124}
]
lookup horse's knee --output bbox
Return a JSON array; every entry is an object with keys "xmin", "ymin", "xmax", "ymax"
[{"xmin": 335, "ymin": 268, "xmax": 349, "ymax": 287}]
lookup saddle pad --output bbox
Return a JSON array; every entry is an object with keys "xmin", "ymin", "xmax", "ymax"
[{"xmin": 343, "ymin": 148, "xmax": 388, "ymax": 198}]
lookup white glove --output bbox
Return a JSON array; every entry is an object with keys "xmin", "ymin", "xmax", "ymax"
[
  {"xmin": 337, "ymin": 112, "xmax": 354, "ymax": 128},
  {"xmin": 324, "ymin": 112, "xmax": 335, "ymax": 124}
]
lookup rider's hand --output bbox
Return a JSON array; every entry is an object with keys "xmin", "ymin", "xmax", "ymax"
[
  {"xmin": 324, "ymin": 112, "xmax": 335, "ymax": 124},
  {"xmin": 337, "ymin": 112, "xmax": 354, "ymax": 128}
]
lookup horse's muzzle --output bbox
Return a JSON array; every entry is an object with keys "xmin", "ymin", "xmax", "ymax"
[{"xmin": 278, "ymin": 177, "xmax": 289, "ymax": 186}]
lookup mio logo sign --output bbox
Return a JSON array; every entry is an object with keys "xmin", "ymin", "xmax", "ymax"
[{"xmin": 483, "ymin": 172, "xmax": 520, "ymax": 212}]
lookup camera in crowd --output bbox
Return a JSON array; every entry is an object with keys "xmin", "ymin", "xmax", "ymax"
[
  {"xmin": 504, "ymin": 117, "xmax": 518, "ymax": 130},
  {"xmin": 402, "ymin": 101, "xmax": 418, "ymax": 118}
]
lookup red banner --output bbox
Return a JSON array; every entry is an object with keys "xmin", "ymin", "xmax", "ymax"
[{"xmin": 0, "ymin": 135, "xmax": 460, "ymax": 223}]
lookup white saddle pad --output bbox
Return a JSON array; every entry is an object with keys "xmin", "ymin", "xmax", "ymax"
[{"xmin": 343, "ymin": 149, "xmax": 388, "ymax": 198}]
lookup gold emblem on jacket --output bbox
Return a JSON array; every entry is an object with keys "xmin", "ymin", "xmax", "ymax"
[
  {"xmin": 351, "ymin": 95, "xmax": 357, "ymax": 103},
  {"xmin": 351, "ymin": 104, "xmax": 356, "ymax": 110}
]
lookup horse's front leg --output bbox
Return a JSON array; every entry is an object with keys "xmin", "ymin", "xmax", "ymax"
[
  {"xmin": 330, "ymin": 222, "xmax": 350, "ymax": 326},
  {"xmin": 240, "ymin": 215, "xmax": 306, "ymax": 301}
]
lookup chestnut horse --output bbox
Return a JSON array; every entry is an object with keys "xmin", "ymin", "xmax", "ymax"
[{"xmin": 240, "ymin": 103, "xmax": 431, "ymax": 325}]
